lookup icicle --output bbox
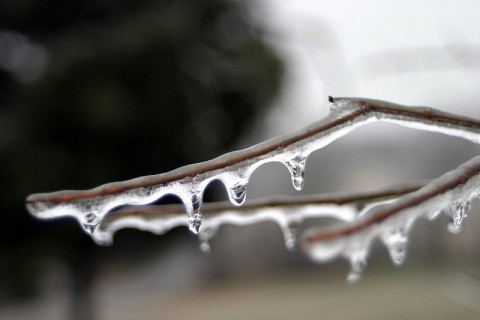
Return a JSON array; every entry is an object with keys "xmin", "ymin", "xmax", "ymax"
[
  {"xmin": 284, "ymin": 155, "xmax": 307, "ymax": 191},
  {"xmin": 382, "ymin": 224, "xmax": 408, "ymax": 265},
  {"xmin": 199, "ymin": 238, "xmax": 211, "ymax": 253},
  {"xmin": 185, "ymin": 188, "xmax": 204, "ymax": 234},
  {"xmin": 92, "ymin": 231, "xmax": 113, "ymax": 247},
  {"xmin": 228, "ymin": 183, "xmax": 247, "ymax": 205},
  {"xmin": 198, "ymin": 227, "xmax": 215, "ymax": 253},
  {"xmin": 223, "ymin": 172, "xmax": 250, "ymax": 206},
  {"xmin": 81, "ymin": 212, "xmax": 99, "ymax": 234},
  {"xmin": 447, "ymin": 200, "xmax": 471, "ymax": 234},
  {"xmin": 190, "ymin": 213, "xmax": 202, "ymax": 234},
  {"xmin": 282, "ymin": 217, "xmax": 302, "ymax": 252},
  {"xmin": 347, "ymin": 251, "xmax": 367, "ymax": 283}
]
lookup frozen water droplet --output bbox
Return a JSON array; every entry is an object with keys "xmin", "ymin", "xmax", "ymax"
[
  {"xmin": 85, "ymin": 212, "xmax": 97, "ymax": 224},
  {"xmin": 184, "ymin": 188, "xmax": 204, "ymax": 234},
  {"xmin": 189, "ymin": 213, "xmax": 202, "ymax": 234},
  {"xmin": 447, "ymin": 200, "xmax": 470, "ymax": 234},
  {"xmin": 382, "ymin": 224, "xmax": 408, "ymax": 265},
  {"xmin": 285, "ymin": 156, "xmax": 306, "ymax": 191},
  {"xmin": 284, "ymin": 232, "xmax": 297, "ymax": 252},
  {"xmin": 347, "ymin": 253, "xmax": 367, "ymax": 283},
  {"xmin": 82, "ymin": 223, "xmax": 97, "ymax": 234},
  {"xmin": 283, "ymin": 219, "xmax": 301, "ymax": 252},
  {"xmin": 81, "ymin": 212, "xmax": 99, "ymax": 234},
  {"xmin": 92, "ymin": 232, "xmax": 113, "ymax": 246},
  {"xmin": 228, "ymin": 182, "xmax": 247, "ymax": 206},
  {"xmin": 198, "ymin": 227, "xmax": 215, "ymax": 253},
  {"xmin": 199, "ymin": 240, "xmax": 211, "ymax": 253},
  {"xmin": 347, "ymin": 270, "xmax": 361, "ymax": 283},
  {"xmin": 191, "ymin": 192, "xmax": 201, "ymax": 213}
]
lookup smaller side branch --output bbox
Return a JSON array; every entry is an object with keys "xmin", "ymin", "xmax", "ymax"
[
  {"xmin": 94, "ymin": 183, "xmax": 423, "ymax": 246},
  {"xmin": 105, "ymin": 184, "xmax": 422, "ymax": 220},
  {"xmin": 304, "ymin": 156, "xmax": 480, "ymax": 244},
  {"xmin": 27, "ymin": 97, "xmax": 480, "ymax": 205}
]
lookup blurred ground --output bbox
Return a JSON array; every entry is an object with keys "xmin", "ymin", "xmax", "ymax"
[{"xmin": 2, "ymin": 264, "xmax": 480, "ymax": 320}]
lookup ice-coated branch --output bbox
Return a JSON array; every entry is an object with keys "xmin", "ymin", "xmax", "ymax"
[
  {"xmin": 26, "ymin": 97, "xmax": 480, "ymax": 240},
  {"xmin": 303, "ymin": 156, "xmax": 480, "ymax": 282},
  {"xmin": 95, "ymin": 183, "xmax": 422, "ymax": 249}
]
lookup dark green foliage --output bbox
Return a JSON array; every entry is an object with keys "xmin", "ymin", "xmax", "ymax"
[{"xmin": 0, "ymin": 0, "xmax": 283, "ymax": 304}]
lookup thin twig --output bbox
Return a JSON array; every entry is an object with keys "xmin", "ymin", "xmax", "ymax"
[
  {"xmin": 105, "ymin": 183, "xmax": 422, "ymax": 219},
  {"xmin": 95, "ymin": 183, "xmax": 423, "ymax": 247},
  {"xmin": 304, "ymin": 156, "xmax": 480, "ymax": 243},
  {"xmin": 27, "ymin": 97, "xmax": 480, "ymax": 205},
  {"xmin": 26, "ymin": 97, "xmax": 480, "ymax": 238}
]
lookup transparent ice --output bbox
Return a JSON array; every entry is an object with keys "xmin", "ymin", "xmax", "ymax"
[
  {"xmin": 303, "ymin": 156, "xmax": 480, "ymax": 280},
  {"xmin": 26, "ymin": 98, "xmax": 480, "ymax": 280},
  {"xmin": 447, "ymin": 200, "xmax": 471, "ymax": 234}
]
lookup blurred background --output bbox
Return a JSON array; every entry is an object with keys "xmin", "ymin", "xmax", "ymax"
[{"xmin": 1, "ymin": 0, "xmax": 480, "ymax": 319}]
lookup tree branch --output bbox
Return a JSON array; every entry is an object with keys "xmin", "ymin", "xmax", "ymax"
[
  {"xmin": 304, "ymin": 156, "xmax": 480, "ymax": 242},
  {"xmin": 302, "ymin": 156, "xmax": 480, "ymax": 280},
  {"xmin": 94, "ymin": 183, "xmax": 422, "ymax": 247},
  {"xmin": 26, "ymin": 97, "xmax": 480, "ymax": 238}
]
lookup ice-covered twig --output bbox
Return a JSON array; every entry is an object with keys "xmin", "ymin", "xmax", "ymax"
[
  {"xmin": 26, "ymin": 97, "xmax": 480, "ymax": 238},
  {"xmin": 303, "ymin": 156, "xmax": 480, "ymax": 281},
  {"xmin": 95, "ymin": 183, "xmax": 421, "ymax": 249}
]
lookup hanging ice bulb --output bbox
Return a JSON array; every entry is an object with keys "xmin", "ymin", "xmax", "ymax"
[
  {"xmin": 282, "ymin": 218, "xmax": 302, "ymax": 252},
  {"xmin": 382, "ymin": 224, "xmax": 408, "ymax": 266},
  {"xmin": 81, "ymin": 212, "xmax": 99, "ymax": 234},
  {"xmin": 190, "ymin": 213, "xmax": 202, "ymax": 234},
  {"xmin": 347, "ymin": 251, "xmax": 367, "ymax": 283},
  {"xmin": 447, "ymin": 200, "xmax": 471, "ymax": 234},
  {"xmin": 198, "ymin": 227, "xmax": 216, "ymax": 253},
  {"xmin": 187, "ymin": 190, "xmax": 203, "ymax": 234},
  {"xmin": 284, "ymin": 155, "xmax": 307, "ymax": 191},
  {"xmin": 225, "ymin": 178, "xmax": 248, "ymax": 206}
]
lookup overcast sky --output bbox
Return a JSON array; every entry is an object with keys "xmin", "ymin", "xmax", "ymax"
[{"xmin": 251, "ymin": 0, "xmax": 480, "ymax": 137}]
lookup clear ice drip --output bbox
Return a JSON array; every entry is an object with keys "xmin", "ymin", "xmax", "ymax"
[
  {"xmin": 190, "ymin": 213, "xmax": 202, "ymax": 234},
  {"xmin": 283, "ymin": 219, "xmax": 301, "ymax": 251},
  {"xmin": 198, "ymin": 227, "xmax": 215, "ymax": 253},
  {"xmin": 227, "ymin": 182, "xmax": 247, "ymax": 206},
  {"xmin": 303, "ymin": 156, "xmax": 480, "ymax": 281},
  {"xmin": 381, "ymin": 223, "xmax": 409, "ymax": 265},
  {"xmin": 285, "ymin": 155, "xmax": 307, "ymax": 191},
  {"xmin": 188, "ymin": 191, "xmax": 203, "ymax": 234},
  {"xmin": 82, "ymin": 212, "xmax": 99, "ymax": 234},
  {"xmin": 447, "ymin": 200, "xmax": 471, "ymax": 234},
  {"xmin": 347, "ymin": 251, "xmax": 368, "ymax": 283}
]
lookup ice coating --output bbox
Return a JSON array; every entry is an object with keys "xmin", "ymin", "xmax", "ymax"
[
  {"xmin": 447, "ymin": 200, "xmax": 471, "ymax": 234},
  {"xmin": 382, "ymin": 222, "xmax": 409, "ymax": 265},
  {"xmin": 25, "ymin": 97, "xmax": 480, "ymax": 278},
  {"xmin": 91, "ymin": 186, "xmax": 418, "ymax": 248},
  {"xmin": 284, "ymin": 155, "xmax": 307, "ymax": 191},
  {"xmin": 303, "ymin": 156, "xmax": 480, "ymax": 281},
  {"xmin": 26, "ymin": 98, "xmax": 480, "ymax": 234}
]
